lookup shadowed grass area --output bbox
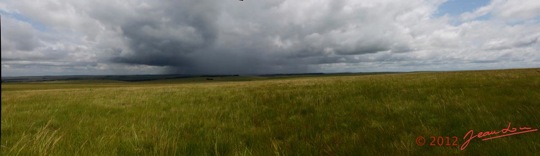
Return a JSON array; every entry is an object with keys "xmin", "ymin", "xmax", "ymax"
[{"xmin": 2, "ymin": 68, "xmax": 539, "ymax": 155}]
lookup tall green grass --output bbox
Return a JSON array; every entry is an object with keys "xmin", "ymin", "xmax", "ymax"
[{"xmin": 2, "ymin": 68, "xmax": 539, "ymax": 155}]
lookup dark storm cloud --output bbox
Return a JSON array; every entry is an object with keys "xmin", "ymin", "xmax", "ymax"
[
  {"xmin": 110, "ymin": 0, "xmax": 219, "ymax": 69},
  {"xmin": 104, "ymin": 0, "xmax": 411, "ymax": 74}
]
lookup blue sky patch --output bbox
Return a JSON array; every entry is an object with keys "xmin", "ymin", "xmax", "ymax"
[
  {"xmin": 1, "ymin": 10, "xmax": 48, "ymax": 32},
  {"xmin": 436, "ymin": 0, "xmax": 491, "ymax": 17}
]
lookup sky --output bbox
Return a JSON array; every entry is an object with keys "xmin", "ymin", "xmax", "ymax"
[{"xmin": 1, "ymin": 0, "xmax": 540, "ymax": 76}]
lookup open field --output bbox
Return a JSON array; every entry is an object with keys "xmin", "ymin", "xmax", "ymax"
[{"xmin": 2, "ymin": 68, "xmax": 540, "ymax": 155}]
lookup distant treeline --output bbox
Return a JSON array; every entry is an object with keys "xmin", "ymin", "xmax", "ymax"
[{"xmin": 1, "ymin": 72, "xmax": 403, "ymax": 83}]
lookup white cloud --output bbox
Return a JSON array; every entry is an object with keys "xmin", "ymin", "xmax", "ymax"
[
  {"xmin": 461, "ymin": 0, "xmax": 540, "ymax": 21},
  {"xmin": 1, "ymin": 0, "xmax": 539, "ymax": 76}
]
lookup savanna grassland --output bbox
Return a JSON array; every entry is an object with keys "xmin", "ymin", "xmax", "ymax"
[{"xmin": 2, "ymin": 68, "xmax": 540, "ymax": 155}]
